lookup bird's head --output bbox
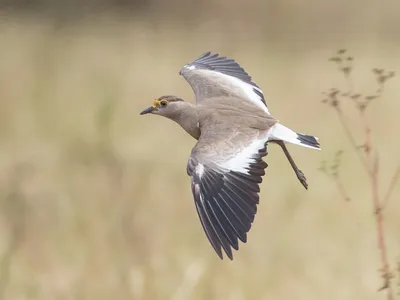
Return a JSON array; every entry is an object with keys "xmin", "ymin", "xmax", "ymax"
[{"xmin": 140, "ymin": 95, "xmax": 185, "ymax": 119}]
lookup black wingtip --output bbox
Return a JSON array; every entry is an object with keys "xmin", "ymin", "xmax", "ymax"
[{"xmin": 219, "ymin": 253, "xmax": 234, "ymax": 261}]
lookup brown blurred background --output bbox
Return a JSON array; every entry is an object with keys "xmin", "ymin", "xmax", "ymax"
[{"xmin": 0, "ymin": 0, "xmax": 400, "ymax": 299}]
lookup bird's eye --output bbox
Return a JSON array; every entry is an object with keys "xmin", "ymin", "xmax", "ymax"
[{"xmin": 160, "ymin": 100, "xmax": 168, "ymax": 107}]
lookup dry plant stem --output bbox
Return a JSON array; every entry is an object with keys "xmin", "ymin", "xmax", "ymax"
[
  {"xmin": 361, "ymin": 109, "xmax": 393, "ymax": 298},
  {"xmin": 333, "ymin": 177, "xmax": 350, "ymax": 201},
  {"xmin": 325, "ymin": 166, "xmax": 350, "ymax": 201},
  {"xmin": 371, "ymin": 155, "xmax": 394, "ymax": 299},
  {"xmin": 382, "ymin": 167, "xmax": 400, "ymax": 210},
  {"xmin": 361, "ymin": 112, "xmax": 372, "ymax": 156},
  {"xmin": 335, "ymin": 108, "xmax": 372, "ymax": 176},
  {"xmin": 335, "ymin": 79, "xmax": 393, "ymax": 298},
  {"xmin": 327, "ymin": 51, "xmax": 398, "ymax": 299}
]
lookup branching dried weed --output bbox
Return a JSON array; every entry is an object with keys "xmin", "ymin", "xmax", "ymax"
[{"xmin": 320, "ymin": 49, "xmax": 399, "ymax": 300}]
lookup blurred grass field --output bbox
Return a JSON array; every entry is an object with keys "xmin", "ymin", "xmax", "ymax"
[{"xmin": 0, "ymin": 1, "xmax": 400, "ymax": 299}]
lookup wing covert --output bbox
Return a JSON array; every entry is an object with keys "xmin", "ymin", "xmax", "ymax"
[{"xmin": 180, "ymin": 52, "xmax": 269, "ymax": 114}]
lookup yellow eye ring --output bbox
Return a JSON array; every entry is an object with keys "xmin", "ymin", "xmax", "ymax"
[{"xmin": 160, "ymin": 100, "xmax": 168, "ymax": 107}]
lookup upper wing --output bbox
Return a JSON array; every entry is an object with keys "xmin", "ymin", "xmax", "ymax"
[
  {"xmin": 186, "ymin": 125, "xmax": 269, "ymax": 260},
  {"xmin": 179, "ymin": 52, "xmax": 269, "ymax": 114}
]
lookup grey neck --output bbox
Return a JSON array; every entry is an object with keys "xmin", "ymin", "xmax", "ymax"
[{"xmin": 170, "ymin": 102, "xmax": 200, "ymax": 140}]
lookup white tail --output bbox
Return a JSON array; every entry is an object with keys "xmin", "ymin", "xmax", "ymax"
[{"xmin": 268, "ymin": 123, "xmax": 321, "ymax": 150}]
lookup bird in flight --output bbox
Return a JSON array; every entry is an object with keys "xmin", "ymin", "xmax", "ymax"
[{"xmin": 140, "ymin": 52, "xmax": 321, "ymax": 260}]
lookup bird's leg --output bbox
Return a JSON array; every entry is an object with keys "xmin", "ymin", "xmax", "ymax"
[{"xmin": 274, "ymin": 140, "xmax": 308, "ymax": 190}]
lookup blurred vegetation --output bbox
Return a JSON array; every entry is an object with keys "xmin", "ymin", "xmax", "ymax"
[
  {"xmin": 321, "ymin": 49, "xmax": 397, "ymax": 300},
  {"xmin": 0, "ymin": 1, "xmax": 400, "ymax": 299}
]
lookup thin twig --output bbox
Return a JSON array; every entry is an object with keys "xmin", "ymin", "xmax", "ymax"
[
  {"xmin": 335, "ymin": 109, "xmax": 372, "ymax": 176},
  {"xmin": 381, "ymin": 166, "xmax": 400, "ymax": 210},
  {"xmin": 343, "ymin": 68, "xmax": 354, "ymax": 95},
  {"xmin": 333, "ymin": 177, "xmax": 350, "ymax": 201},
  {"xmin": 361, "ymin": 103, "xmax": 393, "ymax": 298},
  {"xmin": 371, "ymin": 154, "xmax": 394, "ymax": 299},
  {"xmin": 321, "ymin": 171, "xmax": 351, "ymax": 202},
  {"xmin": 360, "ymin": 111, "xmax": 372, "ymax": 160},
  {"xmin": 326, "ymin": 51, "xmax": 396, "ymax": 300}
]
